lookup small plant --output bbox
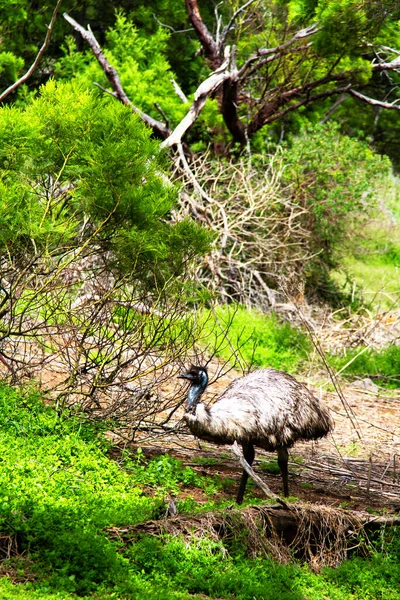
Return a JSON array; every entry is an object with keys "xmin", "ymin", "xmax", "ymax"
[
  {"xmin": 300, "ymin": 482, "xmax": 313, "ymax": 489},
  {"xmin": 259, "ymin": 460, "xmax": 281, "ymax": 475}
]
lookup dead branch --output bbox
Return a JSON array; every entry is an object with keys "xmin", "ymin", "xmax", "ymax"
[
  {"xmin": 161, "ymin": 46, "xmax": 234, "ymax": 148},
  {"xmin": 231, "ymin": 441, "xmax": 289, "ymax": 508},
  {"xmin": 173, "ymin": 152, "xmax": 316, "ymax": 306},
  {"xmin": 349, "ymin": 89, "xmax": 400, "ymax": 110},
  {"xmin": 63, "ymin": 13, "xmax": 171, "ymax": 140},
  {"xmin": 0, "ymin": 0, "xmax": 63, "ymax": 103},
  {"xmin": 170, "ymin": 78, "xmax": 188, "ymax": 104}
]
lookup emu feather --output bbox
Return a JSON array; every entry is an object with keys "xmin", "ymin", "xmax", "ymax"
[{"xmin": 179, "ymin": 365, "xmax": 333, "ymax": 503}]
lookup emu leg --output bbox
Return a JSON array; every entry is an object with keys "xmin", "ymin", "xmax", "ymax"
[
  {"xmin": 236, "ymin": 443, "xmax": 255, "ymax": 505},
  {"xmin": 277, "ymin": 447, "xmax": 289, "ymax": 497}
]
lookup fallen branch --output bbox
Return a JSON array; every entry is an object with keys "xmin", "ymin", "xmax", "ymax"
[{"xmin": 231, "ymin": 441, "xmax": 289, "ymax": 508}]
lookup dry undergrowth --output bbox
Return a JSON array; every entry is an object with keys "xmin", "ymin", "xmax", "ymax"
[{"xmin": 107, "ymin": 502, "xmax": 399, "ymax": 570}]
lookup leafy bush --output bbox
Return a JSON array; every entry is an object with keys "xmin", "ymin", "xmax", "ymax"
[
  {"xmin": 281, "ymin": 124, "xmax": 391, "ymax": 298},
  {"xmin": 0, "ymin": 79, "xmax": 210, "ymax": 282},
  {"xmin": 0, "ymin": 384, "xmax": 152, "ymax": 594}
]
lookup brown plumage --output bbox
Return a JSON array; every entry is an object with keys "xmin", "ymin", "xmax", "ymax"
[{"xmin": 178, "ymin": 365, "xmax": 333, "ymax": 503}]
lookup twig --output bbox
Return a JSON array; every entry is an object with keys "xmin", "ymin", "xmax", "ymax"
[
  {"xmin": 366, "ymin": 454, "xmax": 373, "ymax": 497},
  {"xmin": 170, "ymin": 78, "xmax": 188, "ymax": 103}
]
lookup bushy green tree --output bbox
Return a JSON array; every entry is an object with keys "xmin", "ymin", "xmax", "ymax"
[{"xmin": 0, "ymin": 79, "xmax": 210, "ymax": 281}]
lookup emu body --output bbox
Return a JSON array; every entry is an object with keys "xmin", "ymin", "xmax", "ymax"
[{"xmin": 179, "ymin": 365, "xmax": 333, "ymax": 503}]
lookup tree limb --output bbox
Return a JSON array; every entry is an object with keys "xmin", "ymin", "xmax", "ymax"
[
  {"xmin": 349, "ymin": 88, "xmax": 400, "ymax": 110},
  {"xmin": 63, "ymin": 13, "xmax": 172, "ymax": 139},
  {"xmin": 220, "ymin": 45, "xmax": 247, "ymax": 145},
  {"xmin": 161, "ymin": 46, "xmax": 233, "ymax": 148},
  {"xmin": 0, "ymin": 0, "xmax": 63, "ymax": 103},
  {"xmin": 185, "ymin": 0, "xmax": 221, "ymax": 69},
  {"xmin": 231, "ymin": 441, "xmax": 289, "ymax": 508}
]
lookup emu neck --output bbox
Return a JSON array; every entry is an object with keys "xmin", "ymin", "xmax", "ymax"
[{"xmin": 186, "ymin": 383, "xmax": 205, "ymax": 412}]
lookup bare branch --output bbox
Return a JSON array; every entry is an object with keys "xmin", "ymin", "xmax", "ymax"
[
  {"xmin": 161, "ymin": 47, "xmax": 233, "ymax": 148},
  {"xmin": 248, "ymin": 79, "xmax": 352, "ymax": 136},
  {"xmin": 63, "ymin": 13, "xmax": 172, "ymax": 139},
  {"xmin": 320, "ymin": 93, "xmax": 350, "ymax": 124},
  {"xmin": 170, "ymin": 78, "xmax": 188, "ymax": 103},
  {"xmin": 231, "ymin": 441, "xmax": 289, "ymax": 508},
  {"xmin": 0, "ymin": 0, "xmax": 63, "ymax": 103},
  {"xmin": 152, "ymin": 14, "xmax": 193, "ymax": 34},
  {"xmin": 349, "ymin": 89, "xmax": 400, "ymax": 110}
]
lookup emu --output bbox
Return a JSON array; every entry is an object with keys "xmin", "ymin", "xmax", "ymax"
[{"xmin": 178, "ymin": 365, "xmax": 333, "ymax": 504}]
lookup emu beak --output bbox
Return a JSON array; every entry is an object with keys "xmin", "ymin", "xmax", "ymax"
[{"xmin": 177, "ymin": 372, "xmax": 193, "ymax": 381}]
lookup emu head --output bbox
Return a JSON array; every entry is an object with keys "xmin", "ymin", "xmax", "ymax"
[{"xmin": 178, "ymin": 365, "xmax": 208, "ymax": 409}]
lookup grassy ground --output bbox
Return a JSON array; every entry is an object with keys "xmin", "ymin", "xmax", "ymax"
[
  {"xmin": 331, "ymin": 253, "xmax": 400, "ymax": 312},
  {"xmin": 0, "ymin": 384, "xmax": 399, "ymax": 599}
]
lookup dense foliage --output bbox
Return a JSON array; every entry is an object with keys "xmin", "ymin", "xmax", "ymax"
[{"xmin": 0, "ymin": 78, "xmax": 210, "ymax": 282}]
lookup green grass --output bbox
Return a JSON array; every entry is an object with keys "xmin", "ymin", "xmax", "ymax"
[
  {"xmin": 0, "ymin": 384, "xmax": 400, "ymax": 599},
  {"xmin": 331, "ymin": 252, "xmax": 400, "ymax": 310},
  {"xmin": 327, "ymin": 343, "xmax": 400, "ymax": 388},
  {"xmin": 202, "ymin": 305, "xmax": 312, "ymax": 373}
]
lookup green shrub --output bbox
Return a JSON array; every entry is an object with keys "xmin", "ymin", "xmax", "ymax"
[
  {"xmin": 281, "ymin": 124, "xmax": 391, "ymax": 298},
  {"xmin": 0, "ymin": 79, "xmax": 210, "ymax": 284}
]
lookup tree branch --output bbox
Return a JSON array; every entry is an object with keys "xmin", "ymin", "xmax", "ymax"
[
  {"xmin": 231, "ymin": 442, "xmax": 289, "ymax": 508},
  {"xmin": 349, "ymin": 88, "xmax": 400, "ymax": 110},
  {"xmin": 247, "ymin": 67, "xmax": 352, "ymax": 136},
  {"xmin": 0, "ymin": 0, "xmax": 63, "ymax": 103},
  {"xmin": 161, "ymin": 47, "xmax": 233, "ymax": 148},
  {"xmin": 221, "ymin": 46, "xmax": 247, "ymax": 145},
  {"xmin": 63, "ymin": 13, "xmax": 172, "ymax": 140},
  {"xmin": 185, "ymin": 0, "xmax": 221, "ymax": 69}
]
